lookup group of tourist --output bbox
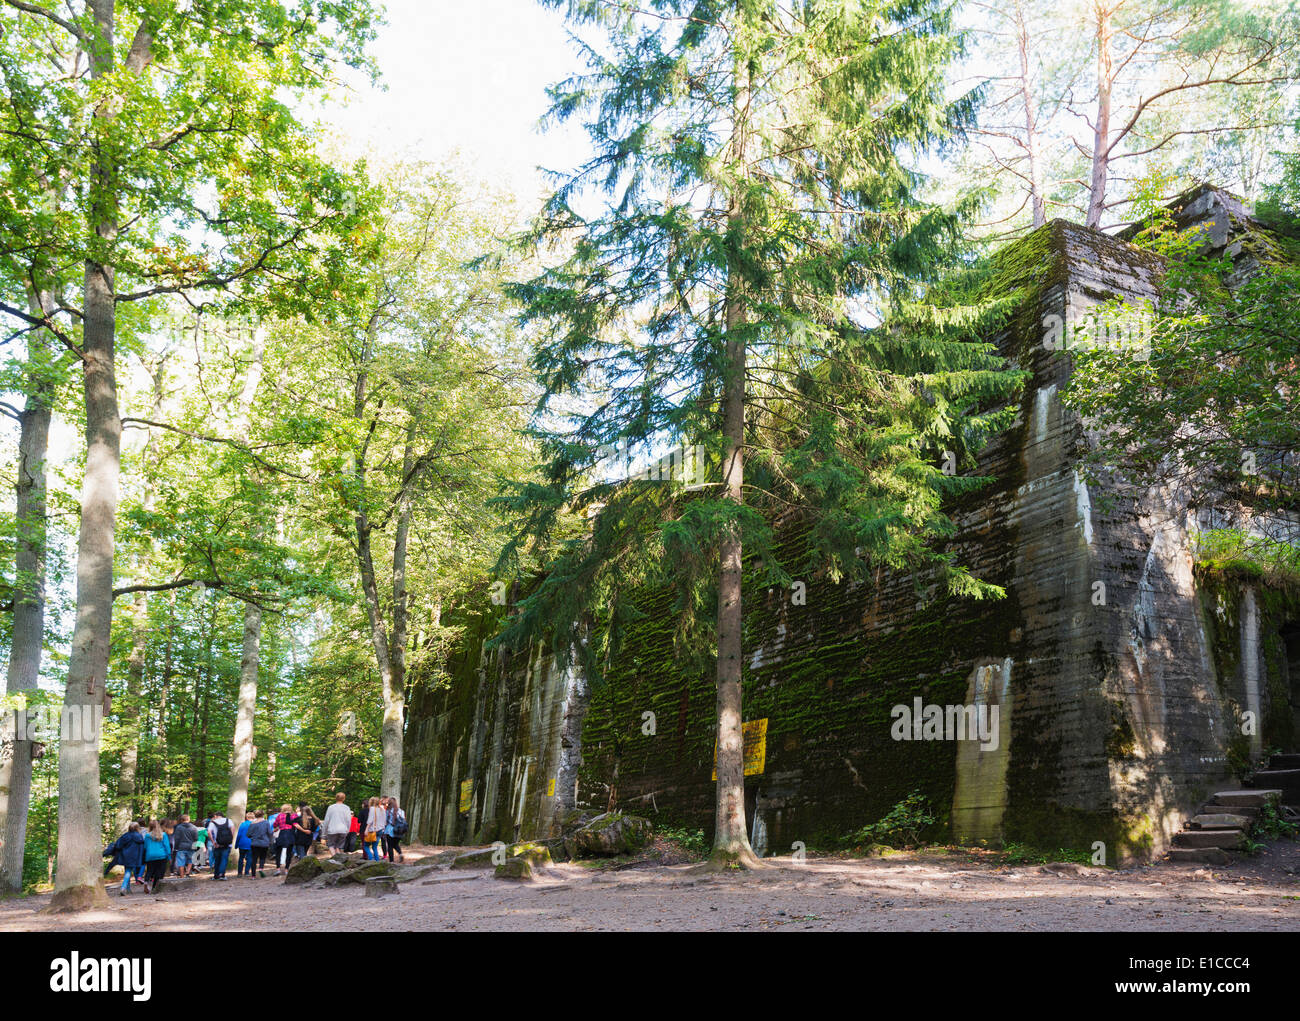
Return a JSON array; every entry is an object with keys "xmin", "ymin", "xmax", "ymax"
[{"xmin": 103, "ymin": 793, "xmax": 408, "ymax": 894}]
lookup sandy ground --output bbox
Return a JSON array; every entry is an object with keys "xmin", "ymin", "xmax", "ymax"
[{"xmin": 3, "ymin": 839, "xmax": 1298, "ymax": 932}]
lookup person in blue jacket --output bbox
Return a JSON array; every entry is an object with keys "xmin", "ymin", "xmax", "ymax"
[
  {"xmin": 141, "ymin": 819, "xmax": 171, "ymax": 893},
  {"xmin": 104, "ymin": 822, "xmax": 147, "ymax": 896},
  {"xmin": 235, "ymin": 813, "xmax": 254, "ymax": 877}
]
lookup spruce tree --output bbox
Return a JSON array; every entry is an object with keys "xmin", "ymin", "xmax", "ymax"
[{"xmin": 499, "ymin": 0, "xmax": 1022, "ymax": 866}]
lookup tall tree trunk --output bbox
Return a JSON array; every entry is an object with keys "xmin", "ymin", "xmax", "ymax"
[
  {"xmin": 381, "ymin": 428, "xmax": 414, "ymax": 799},
  {"xmin": 53, "ymin": 0, "xmax": 119, "ymax": 908},
  {"xmin": 711, "ymin": 48, "xmax": 759, "ymax": 868},
  {"xmin": 154, "ymin": 591, "xmax": 175, "ymax": 817},
  {"xmin": 52, "ymin": 258, "xmax": 121, "ymax": 911},
  {"xmin": 195, "ymin": 596, "xmax": 215, "ymax": 820},
  {"xmin": 225, "ymin": 329, "xmax": 265, "ymax": 827},
  {"xmin": 227, "ymin": 600, "xmax": 261, "ymax": 828},
  {"xmin": 51, "ymin": 0, "xmax": 153, "ymax": 914},
  {"xmin": 1015, "ymin": 2, "xmax": 1047, "ymax": 227},
  {"xmin": 357, "ymin": 524, "xmax": 401, "ymax": 798},
  {"xmin": 1086, "ymin": 3, "xmax": 1114, "ymax": 229},
  {"xmin": 351, "ymin": 346, "xmax": 411, "ymax": 800},
  {"xmin": 0, "ymin": 329, "xmax": 54, "ymax": 893}
]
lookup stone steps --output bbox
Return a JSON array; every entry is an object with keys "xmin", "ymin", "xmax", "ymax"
[
  {"xmin": 1269, "ymin": 753, "xmax": 1300, "ymax": 771},
  {"xmin": 1187, "ymin": 813, "xmax": 1253, "ymax": 830},
  {"xmin": 1168, "ymin": 847, "xmax": 1233, "ymax": 866},
  {"xmin": 1208, "ymin": 789, "xmax": 1283, "ymax": 808},
  {"xmin": 1245, "ymin": 769, "xmax": 1300, "ymax": 804},
  {"xmin": 1165, "ymin": 787, "xmax": 1285, "ymax": 866},
  {"xmin": 1172, "ymin": 828, "xmax": 1246, "ymax": 850}
]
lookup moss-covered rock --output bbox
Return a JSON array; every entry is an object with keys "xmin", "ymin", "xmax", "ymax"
[
  {"xmin": 285, "ymin": 856, "xmax": 343, "ymax": 885},
  {"xmin": 495, "ymin": 856, "xmax": 534, "ymax": 880},
  {"xmin": 572, "ymin": 813, "xmax": 652, "ymax": 856},
  {"xmin": 509, "ymin": 842, "xmax": 552, "ymax": 866}
]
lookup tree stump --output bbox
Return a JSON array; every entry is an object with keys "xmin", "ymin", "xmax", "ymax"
[{"xmin": 364, "ymin": 876, "xmax": 399, "ymax": 897}]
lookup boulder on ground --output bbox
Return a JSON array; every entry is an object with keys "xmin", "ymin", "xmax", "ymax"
[
  {"xmin": 285, "ymin": 856, "xmax": 344, "ymax": 884},
  {"xmin": 495, "ymin": 856, "xmax": 534, "ymax": 880},
  {"xmin": 508, "ymin": 842, "xmax": 552, "ymax": 867},
  {"xmin": 571, "ymin": 812, "xmax": 652, "ymax": 857},
  {"xmin": 364, "ymin": 876, "xmax": 400, "ymax": 897},
  {"xmin": 450, "ymin": 847, "xmax": 497, "ymax": 869}
]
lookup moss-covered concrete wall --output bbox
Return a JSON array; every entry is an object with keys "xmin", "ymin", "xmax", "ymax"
[{"xmin": 403, "ymin": 192, "xmax": 1299, "ymax": 862}]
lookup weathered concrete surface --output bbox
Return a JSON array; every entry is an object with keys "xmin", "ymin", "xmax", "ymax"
[{"xmin": 404, "ymin": 189, "xmax": 1299, "ymax": 863}]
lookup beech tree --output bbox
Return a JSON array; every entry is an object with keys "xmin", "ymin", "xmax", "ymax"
[
  {"xmin": 257, "ymin": 164, "xmax": 536, "ymax": 800},
  {"xmin": 0, "ymin": 0, "xmax": 376, "ymax": 910},
  {"xmin": 498, "ymin": 0, "xmax": 1021, "ymax": 867}
]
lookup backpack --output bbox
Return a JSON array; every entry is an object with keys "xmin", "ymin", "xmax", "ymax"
[
  {"xmin": 390, "ymin": 810, "xmax": 408, "ymax": 838},
  {"xmin": 214, "ymin": 819, "xmax": 233, "ymax": 847}
]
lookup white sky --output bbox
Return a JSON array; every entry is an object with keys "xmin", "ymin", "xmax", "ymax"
[{"xmin": 326, "ymin": 0, "xmax": 592, "ymax": 203}]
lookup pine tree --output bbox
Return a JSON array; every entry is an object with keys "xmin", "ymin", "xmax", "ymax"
[{"xmin": 498, "ymin": 0, "xmax": 1023, "ymax": 867}]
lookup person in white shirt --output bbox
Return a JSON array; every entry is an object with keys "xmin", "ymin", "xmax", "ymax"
[
  {"xmin": 207, "ymin": 812, "xmax": 235, "ymax": 880},
  {"xmin": 322, "ymin": 791, "xmax": 353, "ymax": 853}
]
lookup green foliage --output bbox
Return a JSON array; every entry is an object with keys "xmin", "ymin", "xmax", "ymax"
[
  {"xmin": 842, "ymin": 791, "xmax": 938, "ymax": 850},
  {"xmin": 657, "ymin": 826, "xmax": 709, "ymax": 859},
  {"xmin": 1065, "ymin": 181, "xmax": 1300, "ymax": 518},
  {"xmin": 998, "ymin": 842, "xmax": 1095, "ymax": 866},
  {"xmin": 1253, "ymin": 800, "xmax": 1300, "ymax": 842},
  {"xmin": 495, "ymin": 0, "xmax": 1022, "ymax": 681}
]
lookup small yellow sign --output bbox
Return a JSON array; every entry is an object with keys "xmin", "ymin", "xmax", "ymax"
[
  {"xmin": 458, "ymin": 778, "xmax": 473, "ymax": 813},
  {"xmin": 546, "ymin": 777, "xmax": 556, "ymax": 797},
  {"xmin": 713, "ymin": 718, "xmax": 767, "ymax": 779}
]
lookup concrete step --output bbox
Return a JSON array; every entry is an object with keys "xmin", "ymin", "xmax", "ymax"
[
  {"xmin": 1270, "ymin": 753, "xmax": 1300, "ymax": 770},
  {"xmin": 1172, "ymin": 829, "xmax": 1246, "ymax": 850},
  {"xmin": 1188, "ymin": 813, "xmax": 1254, "ymax": 830},
  {"xmin": 1201, "ymin": 802, "xmax": 1259, "ymax": 819},
  {"xmin": 1168, "ymin": 847, "xmax": 1233, "ymax": 866},
  {"xmin": 1209, "ymin": 789, "xmax": 1282, "ymax": 808},
  {"xmin": 1246, "ymin": 770, "xmax": 1300, "ymax": 797}
]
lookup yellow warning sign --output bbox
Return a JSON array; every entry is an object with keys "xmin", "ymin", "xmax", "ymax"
[
  {"xmin": 713, "ymin": 718, "xmax": 767, "ymax": 779},
  {"xmin": 459, "ymin": 778, "xmax": 473, "ymax": 813},
  {"xmin": 546, "ymin": 777, "xmax": 556, "ymax": 797}
]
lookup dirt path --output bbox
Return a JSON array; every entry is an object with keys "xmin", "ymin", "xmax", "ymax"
[{"xmin": 3, "ymin": 840, "xmax": 1297, "ymax": 932}]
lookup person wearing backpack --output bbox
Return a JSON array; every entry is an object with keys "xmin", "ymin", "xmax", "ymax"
[
  {"xmin": 382, "ymin": 796, "xmax": 407, "ymax": 863},
  {"xmin": 208, "ymin": 811, "xmax": 235, "ymax": 880}
]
